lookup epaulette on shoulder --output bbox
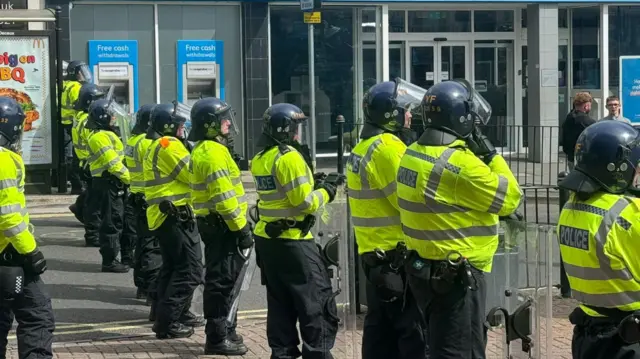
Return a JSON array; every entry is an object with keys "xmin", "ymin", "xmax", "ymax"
[{"xmin": 278, "ymin": 144, "xmax": 291, "ymax": 155}]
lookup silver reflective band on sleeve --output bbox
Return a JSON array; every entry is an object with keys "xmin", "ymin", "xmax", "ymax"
[
  {"xmin": 359, "ymin": 138, "xmax": 382, "ymax": 189},
  {"xmin": 10, "ymin": 156, "xmax": 23, "ymax": 193},
  {"xmin": 130, "ymin": 180, "xmax": 146, "ymax": 188},
  {"xmin": 348, "ymin": 181, "xmax": 395, "ymax": 200},
  {"xmin": 232, "ymin": 177, "xmax": 242, "ymax": 186},
  {"xmin": 190, "ymin": 169, "xmax": 230, "ymax": 191},
  {"xmin": 351, "ymin": 215, "xmax": 401, "ymax": 227},
  {"xmin": 402, "ymin": 223, "xmax": 498, "ymax": 241},
  {"xmin": 398, "ymin": 197, "xmax": 468, "ymax": 214},
  {"xmin": 259, "ymin": 188, "xmax": 326, "ymax": 218},
  {"xmin": 4, "ymin": 220, "xmax": 27, "ymax": 237},
  {"xmin": 0, "ymin": 203, "xmax": 23, "ymax": 216},
  {"xmin": 146, "ymin": 193, "xmax": 190, "ymax": 205},
  {"xmin": 221, "ymin": 207, "xmax": 243, "ymax": 221},
  {"xmin": 91, "ymin": 156, "xmax": 126, "ymax": 176},
  {"xmin": 487, "ymin": 176, "xmax": 508, "ymax": 214},
  {"xmin": 211, "ymin": 189, "xmax": 237, "ymax": 204},
  {"xmin": 561, "ymin": 199, "xmax": 634, "ymax": 286},
  {"xmin": 0, "ymin": 178, "xmax": 18, "ymax": 190}
]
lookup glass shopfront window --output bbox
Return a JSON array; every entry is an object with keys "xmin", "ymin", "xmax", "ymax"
[
  {"xmin": 572, "ymin": 7, "xmax": 600, "ymax": 89},
  {"xmin": 270, "ymin": 6, "xmax": 362, "ymax": 158},
  {"xmin": 609, "ymin": 6, "xmax": 640, "ymax": 92}
]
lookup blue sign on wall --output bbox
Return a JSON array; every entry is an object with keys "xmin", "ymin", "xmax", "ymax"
[
  {"xmin": 176, "ymin": 40, "xmax": 225, "ymax": 103},
  {"xmin": 87, "ymin": 40, "xmax": 139, "ymax": 111},
  {"xmin": 620, "ymin": 56, "xmax": 640, "ymax": 124}
]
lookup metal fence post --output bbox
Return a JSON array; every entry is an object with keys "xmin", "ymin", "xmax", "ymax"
[
  {"xmin": 557, "ymin": 171, "xmax": 572, "ymax": 298},
  {"xmin": 336, "ymin": 115, "xmax": 345, "ymax": 174}
]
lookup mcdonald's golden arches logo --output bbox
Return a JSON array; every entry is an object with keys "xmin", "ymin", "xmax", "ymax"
[{"xmin": 32, "ymin": 38, "xmax": 44, "ymax": 49}]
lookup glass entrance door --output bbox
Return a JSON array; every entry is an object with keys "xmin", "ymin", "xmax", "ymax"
[{"xmin": 406, "ymin": 41, "xmax": 471, "ymax": 90}]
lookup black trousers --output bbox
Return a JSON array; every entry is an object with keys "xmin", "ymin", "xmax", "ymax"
[
  {"xmin": 83, "ymin": 177, "xmax": 102, "ymax": 246},
  {"xmin": 0, "ymin": 276, "xmax": 55, "ymax": 359},
  {"xmin": 93, "ymin": 178, "xmax": 125, "ymax": 265},
  {"xmin": 63, "ymin": 125, "xmax": 82, "ymax": 191},
  {"xmin": 407, "ymin": 259, "xmax": 487, "ymax": 359},
  {"xmin": 198, "ymin": 218, "xmax": 245, "ymax": 343},
  {"xmin": 133, "ymin": 200, "xmax": 162, "ymax": 292},
  {"xmin": 361, "ymin": 262, "xmax": 427, "ymax": 359},
  {"xmin": 255, "ymin": 235, "xmax": 339, "ymax": 359},
  {"xmin": 153, "ymin": 216, "xmax": 203, "ymax": 332},
  {"xmin": 570, "ymin": 307, "xmax": 640, "ymax": 359},
  {"xmin": 120, "ymin": 197, "xmax": 137, "ymax": 263}
]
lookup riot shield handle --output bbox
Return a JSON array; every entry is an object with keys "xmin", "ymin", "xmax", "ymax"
[{"xmin": 486, "ymin": 298, "xmax": 534, "ymax": 355}]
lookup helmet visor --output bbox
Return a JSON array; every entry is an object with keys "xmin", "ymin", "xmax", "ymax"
[
  {"xmin": 218, "ymin": 107, "xmax": 239, "ymax": 138},
  {"xmin": 394, "ymin": 78, "xmax": 427, "ymax": 113},
  {"xmin": 76, "ymin": 63, "xmax": 93, "ymax": 84},
  {"xmin": 173, "ymin": 101, "xmax": 192, "ymax": 139},
  {"xmin": 453, "ymin": 79, "xmax": 492, "ymax": 125},
  {"xmin": 107, "ymin": 100, "xmax": 131, "ymax": 142}
]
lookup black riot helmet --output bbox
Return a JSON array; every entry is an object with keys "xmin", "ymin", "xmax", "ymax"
[
  {"xmin": 258, "ymin": 103, "xmax": 308, "ymax": 147},
  {"xmin": 146, "ymin": 102, "xmax": 190, "ymax": 140},
  {"xmin": 420, "ymin": 79, "xmax": 492, "ymax": 140},
  {"xmin": 188, "ymin": 97, "xmax": 238, "ymax": 143},
  {"xmin": 86, "ymin": 99, "xmax": 118, "ymax": 131},
  {"xmin": 74, "ymin": 83, "xmax": 107, "ymax": 113},
  {"xmin": 361, "ymin": 78, "xmax": 426, "ymax": 139},
  {"xmin": 0, "ymin": 97, "xmax": 26, "ymax": 153},
  {"xmin": 65, "ymin": 60, "xmax": 92, "ymax": 84},
  {"xmin": 131, "ymin": 104, "xmax": 156, "ymax": 135},
  {"xmin": 560, "ymin": 121, "xmax": 640, "ymax": 195}
]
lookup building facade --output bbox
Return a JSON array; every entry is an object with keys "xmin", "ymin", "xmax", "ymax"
[{"xmin": 43, "ymin": 0, "xmax": 640, "ymax": 162}]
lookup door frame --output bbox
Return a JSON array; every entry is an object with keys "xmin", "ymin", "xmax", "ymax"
[{"xmin": 405, "ymin": 40, "xmax": 472, "ymax": 85}]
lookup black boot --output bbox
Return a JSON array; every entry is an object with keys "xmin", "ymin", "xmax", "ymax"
[
  {"xmin": 154, "ymin": 323, "xmax": 194, "ymax": 339},
  {"xmin": 228, "ymin": 331, "xmax": 244, "ymax": 344},
  {"xmin": 101, "ymin": 260, "xmax": 130, "ymax": 273},
  {"xmin": 148, "ymin": 301, "xmax": 157, "ymax": 322},
  {"xmin": 136, "ymin": 288, "xmax": 147, "ymax": 300},
  {"xmin": 205, "ymin": 339, "xmax": 248, "ymax": 356},
  {"xmin": 179, "ymin": 311, "xmax": 205, "ymax": 327}
]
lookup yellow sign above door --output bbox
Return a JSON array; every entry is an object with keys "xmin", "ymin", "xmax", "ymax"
[{"xmin": 303, "ymin": 12, "xmax": 321, "ymax": 24}]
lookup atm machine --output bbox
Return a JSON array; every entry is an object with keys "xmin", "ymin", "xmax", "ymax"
[
  {"xmin": 182, "ymin": 62, "xmax": 221, "ymax": 106},
  {"xmin": 92, "ymin": 62, "xmax": 135, "ymax": 113}
]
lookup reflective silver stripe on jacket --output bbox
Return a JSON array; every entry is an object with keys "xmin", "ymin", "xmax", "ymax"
[
  {"xmin": 126, "ymin": 137, "xmax": 146, "ymax": 173},
  {"xmin": 4, "ymin": 220, "xmax": 27, "ymax": 237},
  {"xmin": 561, "ymin": 198, "xmax": 640, "ymax": 307},
  {"xmin": 257, "ymin": 149, "xmax": 325, "ymax": 218},
  {"xmin": 147, "ymin": 193, "xmax": 190, "ymax": 205},
  {"xmin": 348, "ymin": 138, "xmax": 401, "ymax": 227},
  {"xmin": 8, "ymin": 153, "xmax": 24, "ymax": 193},
  {"xmin": 145, "ymin": 140, "xmax": 190, "ymax": 187}
]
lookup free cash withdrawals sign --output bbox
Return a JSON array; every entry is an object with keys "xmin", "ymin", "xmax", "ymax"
[
  {"xmin": 620, "ymin": 56, "xmax": 640, "ymax": 124},
  {"xmin": 88, "ymin": 40, "xmax": 139, "ymax": 110},
  {"xmin": 176, "ymin": 40, "xmax": 225, "ymax": 102},
  {"xmin": 0, "ymin": 36, "xmax": 52, "ymax": 165}
]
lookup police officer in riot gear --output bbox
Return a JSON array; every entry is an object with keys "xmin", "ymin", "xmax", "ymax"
[
  {"xmin": 0, "ymin": 97, "xmax": 55, "ymax": 358},
  {"xmin": 397, "ymin": 80, "xmax": 523, "ymax": 359},
  {"xmin": 85, "ymin": 99, "xmax": 131, "ymax": 273},
  {"xmin": 558, "ymin": 121, "xmax": 640, "ymax": 359},
  {"xmin": 124, "ymin": 104, "xmax": 162, "ymax": 302},
  {"xmin": 250, "ymin": 103, "xmax": 338, "ymax": 359},
  {"xmin": 348, "ymin": 79, "xmax": 427, "ymax": 359},
  {"xmin": 189, "ymin": 97, "xmax": 251, "ymax": 356},
  {"xmin": 69, "ymin": 84, "xmax": 107, "ymax": 242},
  {"xmin": 61, "ymin": 60, "xmax": 93, "ymax": 193},
  {"xmin": 143, "ymin": 103, "xmax": 204, "ymax": 340}
]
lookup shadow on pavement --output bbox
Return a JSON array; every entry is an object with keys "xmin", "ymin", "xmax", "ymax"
[
  {"xmin": 47, "ymin": 283, "xmax": 142, "ymax": 307},
  {"xmin": 32, "ymin": 218, "xmax": 82, "ymax": 228},
  {"xmin": 46, "ymin": 258, "xmax": 101, "ymax": 273},
  {"xmin": 52, "ymin": 307, "xmax": 149, "ymax": 326},
  {"xmin": 39, "ymin": 239, "xmax": 86, "ymax": 248}
]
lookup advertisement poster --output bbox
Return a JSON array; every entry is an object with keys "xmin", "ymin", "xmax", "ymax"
[
  {"xmin": 0, "ymin": 36, "xmax": 51, "ymax": 165},
  {"xmin": 620, "ymin": 56, "xmax": 640, "ymax": 124}
]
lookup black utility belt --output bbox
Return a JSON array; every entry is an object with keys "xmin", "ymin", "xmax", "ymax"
[{"xmin": 263, "ymin": 215, "xmax": 315, "ymax": 239}]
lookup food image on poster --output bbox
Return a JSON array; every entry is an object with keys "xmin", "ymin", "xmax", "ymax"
[
  {"xmin": 0, "ymin": 88, "xmax": 39, "ymax": 131},
  {"xmin": 0, "ymin": 36, "xmax": 52, "ymax": 165}
]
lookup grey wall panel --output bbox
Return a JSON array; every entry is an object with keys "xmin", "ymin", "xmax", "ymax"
[
  {"xmin": 157, "ymin": 4, "xmax": 243, "ymax": 153},
  {"xmin": 69, "ymin": 4, "xmax": 155, "ymax": 108}
]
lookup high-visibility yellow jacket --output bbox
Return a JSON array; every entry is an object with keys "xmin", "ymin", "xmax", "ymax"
[
  {"xmin": 191, "ymin": 140, "xmax": 248, "ymax": 231},
  {"xmin": 72, "ymin": 112, "xmax": 90, "ymax": 162},
  {"xmin": 250, "ymin": 145, "xmax": 329, "ymax": 240},
  {"xmin": 347, "ymin": 133, "xmax": 407, "ymax": 254},
  {"xmin": 397, "ymin": 140, "xmax": 522, "ymax": 272},
  {"xmin": 87, "ymin": 130, "xmax": 130, "ymax": 184},
  {"xmin": 124, "ymin": 133, "xmax": 152, "ymax": 194},
  {"xmin": 0, "ymin": 147, "xmax": 35, "ymax": 255},
  {"xmin": 558, "ymin": 192, "xmax": 640, "ymax": 317},
  {"xmin": 61, "ymin": 80, "xmax": 81, "ymax": 125},
  {"xmin": 143, "ymin": 136, "xmax": 191, "ymax": 231}
]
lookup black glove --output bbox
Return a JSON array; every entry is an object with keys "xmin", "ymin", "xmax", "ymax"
[
  {"xmin": 500, "ymin": 212, "xmax": 524, "ymax": 222},
  {"xmin": 314, "ymin": 172, "xmax": 327, "ymax": 183},
  {"xmin": 467, "ymin": 127, "xmax": 497, "ymax": 164},
  {"xmin": 318, "ymin": 182, "xmax": 337, "ymax": 203},
  {"xmin": 23, "ymin": 248, "xmax": 47, "ymax": 276},
  {"xmin": 236, "ymin": 224, "xmax": 254, "ymax": 250}
]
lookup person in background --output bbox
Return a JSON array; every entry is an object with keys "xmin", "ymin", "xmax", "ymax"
[
  {"xmin": 562, "ymin": 92, "xmax": 596, "ymax": 171},
  {"xmin": 600, "ymin": 96, "xmax": 631, "ymax": 124}
]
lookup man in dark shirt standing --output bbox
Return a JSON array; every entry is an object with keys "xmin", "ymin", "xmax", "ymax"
[{"xmin": 562, "ymin": 92, "xmax": 596, "ymax": 171}]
